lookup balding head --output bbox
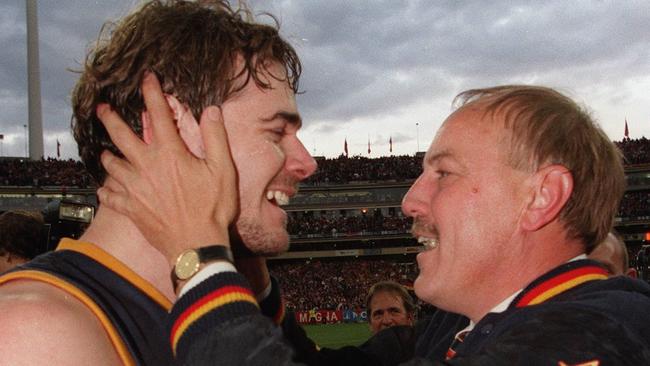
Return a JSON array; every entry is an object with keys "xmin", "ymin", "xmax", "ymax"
[{"xmin": 588, "ymin": 232, "xmax": 636, "ymax": 277}]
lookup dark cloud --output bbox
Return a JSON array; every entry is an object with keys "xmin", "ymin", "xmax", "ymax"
[
  {"xmin": 1, "ymin": 0, "xmax": 649, "ymax": 158},
  {"xmin": 261, "ymin": 0, "xmax": 650, "ymax": 127},
  {"xmin": 0, "ymin": 0, "xmax": 133, "ymax": 157},
  {"xmin": 0, "ymin": 3, "xmax": 28, "ymax": 156}
]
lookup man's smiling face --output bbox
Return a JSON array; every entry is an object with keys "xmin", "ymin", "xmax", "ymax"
[
  {"xmin": 401, "ymin": 104, "xmax": 529, "ymax": 312},
  {"xmin": 221, "ymin": 63, "xmax": 317, "ymax": 255}
]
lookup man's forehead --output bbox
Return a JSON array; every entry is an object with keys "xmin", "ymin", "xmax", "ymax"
[
  {"xmin": 372, "ymin": 291, "xmax": 405, "ymax": 306},
  {"xmin": 228, "ymin": 74, "xmax": 295, "ymax": 101},
  {"xmin": 228, "ymin": 59, "xmax": 295, "ymax": 97},
  {"xmin": 443, "ymin": 105, "xmax": 503, "ymax": 135},
  {"xmin": 427, "ymin": 106, "xmax": 513, "ymax": 164},
  {"xmin": 225, "ymin": 68, "xmax": 299, "ymax": 117},
  {"xmin": 426, "ymin": 120, "xmax": 458, "ymax": 163},
  {"xmin": 424, "ymin": 148, "xmax": 456, "ymax": 167}
]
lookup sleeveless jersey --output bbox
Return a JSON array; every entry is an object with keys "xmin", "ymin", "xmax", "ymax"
[{"xmin": 0, "ymin": 238, "xmax": 173, "ymax": 366}]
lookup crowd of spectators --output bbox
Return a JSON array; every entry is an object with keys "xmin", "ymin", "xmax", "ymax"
[
  {"xmin": 285, "ymin": 187, "xmax": 650, "ymax": 236},
  {"xmin": 304, "ymin": 137, "xmax": 650, "ymax": 185},
  {"xmin": 1, "ymin": 140, "xmax": 649, "ymax": 318},
  {"xmin": 618, "ymin": 190, "xmax": 650, "ymax": 220},
  {"xmin": 1, "ymin": 137, "xmax": 649, "ymax": 186},
  {"xmin": 287, "ymin": 213, "xmax": 412, "ymax": 238},
  {"xmin": 616, "ymin": 137, "xmax": 650, "ymax": 165},
  {"xmin": 0, "ymin": 158, "xmax": 91, "ymax": 187},
  {"xmin": 305, "ymin": 155, "xmax": 423, "ymax": 185},
  {"xmin": 269, "ymin": 258, "xmax": 419, "ymax": 312}
]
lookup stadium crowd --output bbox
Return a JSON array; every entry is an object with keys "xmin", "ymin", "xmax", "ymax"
[
  {"xmin": 287, "ymin": 213, "xmax": 412, "ymax": 237},
  {"xmin": 0, "ymin": 158, "xmax": 91, "ymax": 187},
  {"xmin": 1, "ymin": 137, "xmax": 649, "ymax": 187},
  {"xmin": 269, "ymin": 258, "xmax": 418, "ymax": 312},
  {"xmin": 285, "ymin": 191, "xmax": 650, "ymax": 237},
  {"xmin": 305, "ymin": 155, "xmax": 423, "ymax": 184},
  {"xmin": 618, "ymin": 190, "xmax": 650, "ymax": 220},
  {"xmin": 616, "ymin": 136, "xmax": 650, "ymax": 165}
]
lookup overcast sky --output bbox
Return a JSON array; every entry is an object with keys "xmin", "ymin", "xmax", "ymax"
[{"xmin": 1, "ymin": 0, "xmax": 649, "ymax": 159}]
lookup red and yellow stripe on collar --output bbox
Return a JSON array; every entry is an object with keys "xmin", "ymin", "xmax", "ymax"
[
  {"xmin": 170, "ymin": 285, "xmax": 258, "ymax": 354},
  {"xmin": 515, "ymin": 265, "xmax": 608, "ymax": 307}
]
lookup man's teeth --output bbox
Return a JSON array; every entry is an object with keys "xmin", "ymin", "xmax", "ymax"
[
  {"xmin": 266, "ymin": 190, "xmax": 290, "ymax": 206},
  {"xmin": 418, "ymin": 237, "xmax": 439, "ymax": 249}
]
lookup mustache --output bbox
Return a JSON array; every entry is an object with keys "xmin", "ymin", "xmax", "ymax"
[
  {"xmin": 410, "ymin": 219, "xmax": 439, "ymax": 238},
  {"xmin": 270, "ymin": 175, "xmax": 300, "ymax": 192}
]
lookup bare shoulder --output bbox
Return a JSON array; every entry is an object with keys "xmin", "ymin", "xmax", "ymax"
[{"xmin": 0, "ymin": 279, "xmax": 123, "ymax": 365}]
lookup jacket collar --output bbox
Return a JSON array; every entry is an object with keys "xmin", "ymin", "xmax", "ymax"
[{"xmin": 511, "ymin": 259, "xmax": 608, "ymax": 309}]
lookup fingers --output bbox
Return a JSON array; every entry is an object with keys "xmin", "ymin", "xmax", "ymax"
[
  {"xmin": 103, "ymin": 176, "xmax": 125, "ymax": 194},
  {"xmin": 97, "ymin": 104, "xmax": 145, "ymax": 164},
  {"xmin": 141, "ymin": 111, "xmax": 153, "ymax": 145},
  {"xmin": 140, "ymin": 72, "xmax": 184, "ymax": 149},
  {"xmin": 97, "ymin": 185, "xmax": 130, "ymax": 216},
  {"xmin": 101, "ymin": 150, "xmax": 138, "ymax": 189},
  {"xmin": 200, "ymin": 106, "xmax": 233, "ymax": 165},
  {"xmin": 98, "ymin": 152, "xmax": 137, "ymax": 216}
]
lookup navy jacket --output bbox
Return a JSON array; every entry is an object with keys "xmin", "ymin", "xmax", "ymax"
[{"xmin": 168, "ymin": 260, "xmax": 650, "ymax": 365}]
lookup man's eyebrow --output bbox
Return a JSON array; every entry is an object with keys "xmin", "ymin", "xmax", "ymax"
[
  {"xmin": 424, "ymin": 150, "xmax": 453, "ymax": 167},
  {"xmin": 262, "ymin": 111, "xmax": 302, "ymax": 127}
]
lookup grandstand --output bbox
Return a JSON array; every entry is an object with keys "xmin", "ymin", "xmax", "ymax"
[{"xmin": 1, "ymin": 138, "xmax": 649, "ymax": 319}]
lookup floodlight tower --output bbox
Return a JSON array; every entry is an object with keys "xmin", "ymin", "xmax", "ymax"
[{"xmin": 26, "ymin": 0, "xmax": 44, "ymax": 160}]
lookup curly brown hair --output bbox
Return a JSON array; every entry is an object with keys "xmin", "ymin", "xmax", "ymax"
[{"xmin": 71, "ymin": 0, "xmax": 301, "ymax": 184}]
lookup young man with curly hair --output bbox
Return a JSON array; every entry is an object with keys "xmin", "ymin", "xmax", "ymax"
[{"xmin": 0, "ymin": 1, "xmax": 315, "ymax": 364}]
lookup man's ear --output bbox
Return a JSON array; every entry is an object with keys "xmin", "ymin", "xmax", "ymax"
[
  {"xmin": 141, "ymin": 95, "xmax": 205, "ymax": 158},
  {"xmin": 166, "ymin": 95, "xmax": 206, "ymax": 158},
  {"xmin": 521, "ymin": 164, "xmax": 573, "ymax": 232}
]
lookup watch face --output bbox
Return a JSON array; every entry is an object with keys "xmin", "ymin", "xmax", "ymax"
[{"xmin": 175, "ymin": 250, "xmax": 200, "ymax": 280}]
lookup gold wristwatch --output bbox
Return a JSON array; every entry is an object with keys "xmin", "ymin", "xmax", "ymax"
[{"xmin": 173, "ymin": 245, "xmax": 234, "ymax": 283}]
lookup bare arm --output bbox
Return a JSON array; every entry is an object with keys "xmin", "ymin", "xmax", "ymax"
[{"xmin": 0, "ymin": 281, "xmax": 123, "ymax": 365}]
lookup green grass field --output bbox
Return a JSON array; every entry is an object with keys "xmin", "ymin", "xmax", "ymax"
[{"xmin": 303, "ymin": 322, "xmax": 372, "ymax": 349}]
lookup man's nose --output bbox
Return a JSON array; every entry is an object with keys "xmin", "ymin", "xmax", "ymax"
[
  {"xmin": 286, "ymin": 138, "xmax": 317, "ymax": 180},
  {"xmin": 402, "ymin": 174, "xmax": 429, "ymax": 218},
  {"xmin": 381, "ymin": 313, "xmax": 394, "ymax": 325}
]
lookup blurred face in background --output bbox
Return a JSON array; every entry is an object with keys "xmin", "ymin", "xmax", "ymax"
[
  {"xmin": 588, "ymin": 233, "xmax": 636, "ymax": 277},
  {"xmin": 369, "ymin": 290, "xmax": 414, "ymax": 333}
]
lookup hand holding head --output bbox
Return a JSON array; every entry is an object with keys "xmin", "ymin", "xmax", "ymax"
[{"xmin": 97, "ymin": 73, "xmax": 237, "ymax": 264}]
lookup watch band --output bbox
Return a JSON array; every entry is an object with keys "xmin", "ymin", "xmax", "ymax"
[
  {"xmin": 172, "ymin": 245, "xmax": 234, "ymax": 289},
  {"xmin": 197, "ymin": 245, "xmax": 234, "ymax": 264}
]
